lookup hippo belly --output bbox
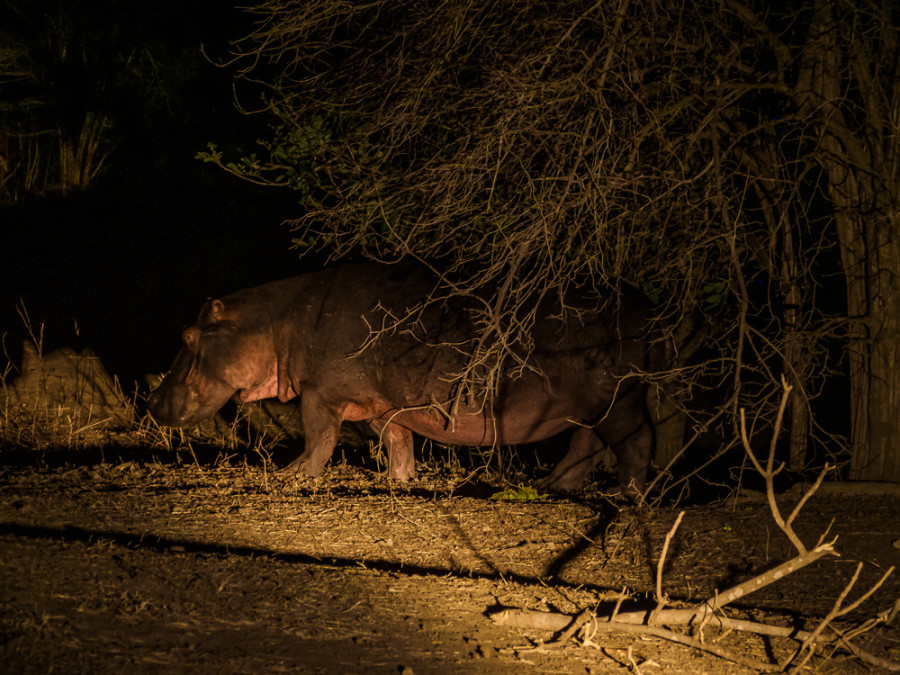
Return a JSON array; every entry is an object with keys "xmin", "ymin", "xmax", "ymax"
[{"xmin": 388, "ymin": 408, "xmax": 577, "ymax": 447}]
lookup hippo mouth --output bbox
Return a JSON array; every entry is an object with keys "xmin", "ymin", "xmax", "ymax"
[{"xmin": 147, "ymin": 387, "xmax": 209, "ymax": 428}]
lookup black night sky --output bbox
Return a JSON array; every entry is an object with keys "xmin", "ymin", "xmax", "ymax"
[{"xmin": 1, "ymin": 1, "xmax": 303, "ymax": 387}]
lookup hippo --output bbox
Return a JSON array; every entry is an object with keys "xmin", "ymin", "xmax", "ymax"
[{"xmin": 148, "ymin": 263, "xmax": 664, "ymax": 491}]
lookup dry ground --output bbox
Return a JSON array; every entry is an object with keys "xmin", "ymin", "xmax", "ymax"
[{"xmin": 1, "ymin": 452, "xmax": 899, "ymax": 674}]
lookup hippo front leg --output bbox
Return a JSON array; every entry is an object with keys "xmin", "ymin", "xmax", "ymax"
[
  {"xmin": 369, "ymin": 420, "xmax": 416, "ymax": 481},
  {"xmin": 281, "ymin": 392, "xmax": 340, "ymax": 476},
  {"xmin": 595, "ymin": 394, "xmax": 653, "ymax": 493},
  {"xmin": 539, "ymin": 391, "xmax": 653, "ymax": 493},
  {"xmin": 538, "ymin": 426, "xmax": 606, "ymax": 492},
  {"xmin": 607, "ymin": 421, "xmax": 652, "ymax": 493}
]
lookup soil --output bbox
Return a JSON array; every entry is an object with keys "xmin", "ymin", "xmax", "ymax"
[{"xmin": 1, "ymin": 452, "xmax": 899, "ymax": 674}]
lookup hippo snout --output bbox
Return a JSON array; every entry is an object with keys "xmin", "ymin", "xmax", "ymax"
[
  {"xmin": 147, "ymin": 370, "xmax": 237, "ymax": 427},
  {"xmin": 147, "ymin": 382, "xmax": 199, "ymax": 427},
  {"xmin": 147, "ymin": 386, "xmax": 181, "ymax": 426}
]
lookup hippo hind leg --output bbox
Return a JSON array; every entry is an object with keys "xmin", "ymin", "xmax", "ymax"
[{"xmin": 369, "ymin": 420, "xmax": 416, "ymax": 481}]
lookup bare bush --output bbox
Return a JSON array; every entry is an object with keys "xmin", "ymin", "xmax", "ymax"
[{"xmin": 199, "ymin": 0, "xmax": 900, "ymax": 483}]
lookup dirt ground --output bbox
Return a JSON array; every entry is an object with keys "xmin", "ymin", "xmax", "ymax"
[{"xmin": 1, "ymin": 451, "xmax": 899, "ymax": 674}]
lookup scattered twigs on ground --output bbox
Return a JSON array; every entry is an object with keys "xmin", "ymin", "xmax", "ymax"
[
  {"xmin": 489, "ymin": 378, "xmax": 899, "ymax": 671},
  {"xmin": 701, "ymin": 541, "xmax": 836, "ymax": 615},
  {"xmin": 488, "ymin": 544, "xmax": 897, "ymax": 671},
  {"xmin": 781, "ymin": 562, "xmax": 897, "ymax": 673}
]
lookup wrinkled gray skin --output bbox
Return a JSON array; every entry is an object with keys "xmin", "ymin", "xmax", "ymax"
[{"xmin": 148, "ymin": 263, "xmax": 661, "ymax": 491}]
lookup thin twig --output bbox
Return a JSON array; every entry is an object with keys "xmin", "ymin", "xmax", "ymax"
[{"xmin": 654, "ymin": 510, "xmax": 684, "ymax": 606}]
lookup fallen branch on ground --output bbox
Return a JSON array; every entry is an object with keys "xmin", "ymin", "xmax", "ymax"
[
  {"xmin": 488, "ymin": 546, "xmax": 898, "ymax": 671},
  {"xmin": 489, "ymin": 378, "xmax": 899, "ymax": 672}
]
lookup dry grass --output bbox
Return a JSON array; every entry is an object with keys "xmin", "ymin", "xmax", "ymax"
[{"xmin": 0, "ymin": 324, "xmax": 232, "ymax": 460}]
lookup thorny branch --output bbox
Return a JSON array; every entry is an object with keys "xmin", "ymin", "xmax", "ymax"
[{"xmin": 213, "ymin": 0, "xmax": 858, "ymax": 457}]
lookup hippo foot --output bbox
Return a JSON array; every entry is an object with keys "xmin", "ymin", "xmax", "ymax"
[
  {"xmin": 279, "ymin": 454, "xmax": 327, "ymax": 477},
  {"xmin": 388, "ymin": 464, "xmax": 416, "ymax": 482},
  {"xmin": 537, "ymin": 459, "xmax": 596, "ymax": 492},
  {"xmin": 538, "ymin": 470, "xmax": 646, "ymax": 501},
  {"xmin": 535, "ymin": 472, "xmax": 585, "ymax": 493},
  {"xmin": 601, "ymin": 481, "xmax": 646, "ymax": 504}
]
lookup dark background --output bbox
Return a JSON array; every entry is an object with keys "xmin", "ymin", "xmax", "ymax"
[{"xmin": 1, "ymin": 1, "xmax": 304, "ymax": 387}]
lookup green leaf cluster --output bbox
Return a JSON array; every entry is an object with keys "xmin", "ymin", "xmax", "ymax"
[{"xmin": 490, "ymin": 485, "xmax": 550, "ymax": 502}]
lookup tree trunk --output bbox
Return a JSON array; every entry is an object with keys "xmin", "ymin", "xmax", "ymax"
[
  {"xmin": 855, "ymin": 214, "xmax": 900, "ymax": 481},
  {"xmin": 835, "ymin": 212, "xmax": 873, "ymax": 477},
  {"xmin": 796, "ymin": 0, "xmax": 900, "ymax": 482}
]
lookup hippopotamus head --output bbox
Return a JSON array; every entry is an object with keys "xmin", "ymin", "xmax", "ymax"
[{"xmin": 148, "ymin": 296, "xmax": 281, "ymax": 427}]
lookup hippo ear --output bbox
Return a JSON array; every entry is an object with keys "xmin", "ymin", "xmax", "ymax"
[{"xmin": 209, "ymin": 299, "xmax": 226, "ymax": 322}]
